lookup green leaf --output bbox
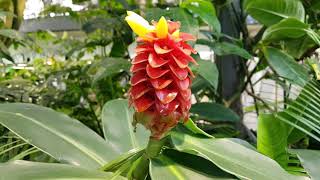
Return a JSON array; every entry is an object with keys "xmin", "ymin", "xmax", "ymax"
[
  {"xmin": 275, "ymin": 80, "xmax": 320, "ymax": 143},
  {"xmin": 0, "ymin": 50, "xmax": 14, "ymax": 62},
  {"xmin": 183, "ymin": 119, "xmax": 213, "ymax": 138},
  {"xmin": 181, "ymin": 0, "xmax": 220, "ymax": 33},
  {"xmin": 100, "ymin": 148, "xmax": 144, "ymax": 172},
  {"xmin": 163, "ymin": 149, "xmax": 236, "ymax": 179},
  {"xmin": 262, "ymin": 18, "xmax": 320, "ymax": 45},
  {"xmin": 293, "ymin": 149, "xmax": 320, "ymax": 180},
  {"xmin": 0, "ymin": 103, "xmax": 117, "ymax": 169},
  {"xmin": 284, "ymin": 35, "xmax": 316, "ymax": 59},
  {"xmin": 197, "ymin": 39, "xmax": 252, "ymax": 59},
  {"xmin": 190, "ymin": 102, "xmax": 240, "ymax": 122},
  {"xmin": 262, "ymin": 18, "xmax": 309, "ymax": 42},
  {"xmin": 150, "ymin": 149, "xmax": 236, "ymax": 180},
  {"xmin": 257, "ymin": 114, "xmax": 289, "ymax": 167},
  {"xmin": 102, "ymin": 99, "xmax": 150, "ymax": 155},
  {"xmin": 263, "ymin": 47, "xmax": 309, "ymax": 87},
  {"xmin": 191, "ymin": 76, "xmax": 209, "ymax": 92},
  {"xmin": 287, "ymin": 126, "xmax": 308, "ymax": 144},
  {"xmin": 171, "ymin": 132, "xmax": 303, "ymax": 180},
  {"xmin": 10, "ymin": 147, "xmax": 39, "ymax": 161},
  {"xmin": 193, "ymin": 60, "xmax": 219, "ymax": 90},
  {"xmin": 146, "ymin": 8, "xmax": 199, "ymax": 37},
  {"xmin": 0, "ymin": 41, "xmax": 14, "ymax": 62},
  {"xmin": 110, "ymin": 39, "xmax": 127, "ymax": 57},
  {"xmin": 0, "ymin": 29, "xmax": 24, "ymax": 40},
  {"xmin": 310, "ymin": 0, "xmax": 320, "ymax": 13},
  {"xmin": 88, "ymin": 57, "xmax": 131, "ymax": 85},
  {"xmin": 228, "ymin": 138, "xmax": 256, "ymax": 151},
  {"xmin": 244, "ymin": 0, "xmax": 305, "ymax": 26},
  {"xmin": 0, "ymin": 160, "xmax": 125, "ymax": 180}
]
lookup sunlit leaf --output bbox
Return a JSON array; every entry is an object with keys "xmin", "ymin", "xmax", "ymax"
[
  {"xmin": 293, "ymin": 149, "xmax": 320, "ymax": 180},
  {"xmin": 0, "ymin": 160, "xmax": 125, "ymax": 180},
  {"xmin": 102, "ymin": 99, "xmax": 150, "ymax": 155},
  {"xmin": 245, "ymin": 0, "xmax": 305, "ymax": 26},
  {"xmin": 150, "ymin": 149, "xmax": 236, "ymax": 180},
  {"xmin": 171, "ymin": 132, "xmax": 303, "ymax": 180},
  {"xmin": 0, "ymin": 103, "xmax": 118, "ymax": 169},
  {"xmin": 257, "ymin": 114, "xmax": 289, "ymax": 167}
]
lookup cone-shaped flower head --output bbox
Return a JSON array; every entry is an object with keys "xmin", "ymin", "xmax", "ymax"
[{"xmin": 125, "ymin": 11, "xmax": 197, "ymax": 139}]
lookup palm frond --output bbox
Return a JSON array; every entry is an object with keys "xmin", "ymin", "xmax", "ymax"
[{"xmin": 276, "ymin": 80, "xmax": 320, "ymax": 142}]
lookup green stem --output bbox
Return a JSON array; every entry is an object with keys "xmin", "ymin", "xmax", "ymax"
[
  {"xmin": 145, "ymin": 138, "xmax": 166, "ymax": 158},
  {"xmin": 132, "ymin": 137, "xmax": 166, "ymax": 179}
]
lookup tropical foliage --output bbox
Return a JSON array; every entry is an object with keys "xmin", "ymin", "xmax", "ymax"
[{"xmin": 0, "ymin": 0, "xmax": 320, "ymax": 179}]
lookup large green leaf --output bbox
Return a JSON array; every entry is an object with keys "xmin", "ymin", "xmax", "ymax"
[
  {"xmin": 171, "ymin": 132, "xmax": 303, "ymax": 180},
  {"xmin": 244, "ymin": 0, "xmax": 305, "ymax": 26},
  {"xmin": 263, "ymin": 47, "xmax": 309, "ymax": 87},
  {"xmin": 193, "ymin": 60, "xmax": 219, "ymax": 90},
  {"xmin": 262, "ymin": 18, "xmax": 320, "ymax": 45},
  {"xmin": 150, "ymin": 149, "xmax": 236, "ymax": 180},
  {"xmin": 146, "ymin": 8, "xmax": 199, "ymax": 37},
  {"xmin": 293, "ymin": 149, "xmax": 320, "ymax": 180},
  {"xmin": 257, "ymin": 114, "xmax": 288, "ymax": 167},
  {"xmin": 190, "ymin": 102, "xmax": 240, "ymax": 122},
  {"xmin": 88, "ymin": 57, "xmax": 131, "ymax": 85},
  {"xmin": 181, "ymin": 0, "xmax": 220, "ymax": 33},
  {"xmin": 102, "ymin": 99, "xmax": 150, "ymax": 155},
  {"xmin": 0, "ymin": 160, "xmax": 125, "ymax": 180},
  {"xmin": 0, "ymin": 103, "xmax": 117, "ymax": 169},
  {"xmin": 262, "ymin": 18, "xmax": 309, "ymax": 41},
  {"xmin": 197, "ymin": 39, "xmax": 252, "ymax": 59}
]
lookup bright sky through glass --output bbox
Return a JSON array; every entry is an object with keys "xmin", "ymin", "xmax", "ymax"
[{"xmin": 24, "ymin": 0, "xmax": 84, "ymax": 19}]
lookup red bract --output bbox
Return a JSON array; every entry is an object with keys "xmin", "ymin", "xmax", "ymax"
[{"xmin": 129, "ymin": 20, "xmax": 197, "ymax": 139}]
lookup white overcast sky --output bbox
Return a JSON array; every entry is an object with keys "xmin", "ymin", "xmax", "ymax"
[{"xmin": 24, "ymin": 0, "xmax": 84, "ymax": 19}]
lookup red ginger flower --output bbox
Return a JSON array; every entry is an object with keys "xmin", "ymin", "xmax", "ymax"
[{"xmin": 125, "ymin": 11, "xmax": 197, "ymax": 139}]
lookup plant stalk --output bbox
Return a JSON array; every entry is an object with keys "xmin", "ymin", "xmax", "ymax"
[{"xmin": 132, "ymin": 137, "xmax": 166, "ymax": 179}]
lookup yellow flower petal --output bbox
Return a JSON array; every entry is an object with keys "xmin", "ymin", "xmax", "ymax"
[
  {"xmin": 125, "ymin": 11, "xmax": 154, "ymax": 37},
  {"xmin": 156, "ymin": 16, "xmax": 168, "ymax": 39}
]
